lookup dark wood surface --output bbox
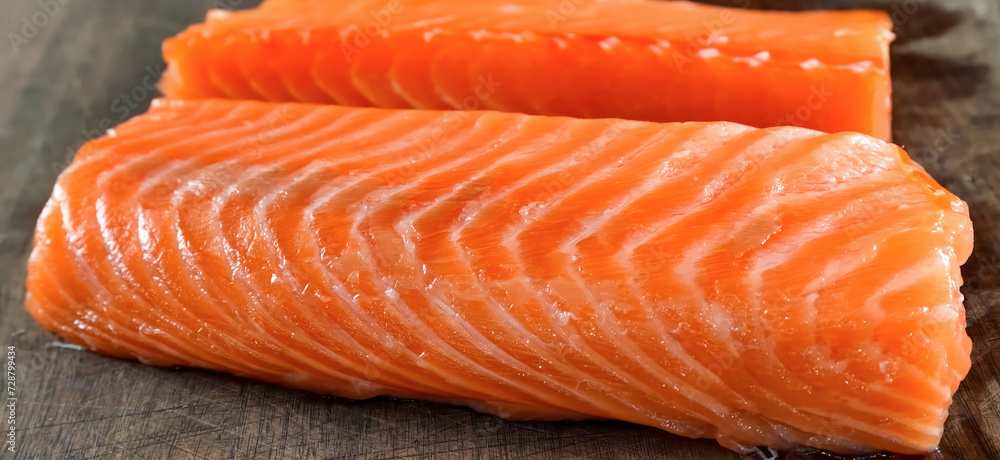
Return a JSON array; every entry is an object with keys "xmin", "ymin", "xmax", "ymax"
[{"xmin": 1, "ymin": 0, "xmax": 997, "ymax": 458}]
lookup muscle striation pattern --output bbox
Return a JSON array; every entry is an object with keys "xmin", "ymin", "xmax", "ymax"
[
  {"xmin": 161, "ymin": 0, "xmax": 894, "ymax": 140},
  {"xmin": 27, "ymin": 99, "xmax": 972, "ymax": 454}
]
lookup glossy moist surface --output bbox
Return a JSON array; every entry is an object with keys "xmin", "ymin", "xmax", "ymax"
[
  {"xmin": 161, "ymin": 0, "xmax": 894, "ymax": 140},
  {"xmin": 26, "ymin": 99, "xmax": 971, "ymax": 454}
]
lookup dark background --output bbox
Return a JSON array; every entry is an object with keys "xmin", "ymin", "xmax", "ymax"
[{"xmin": 0, "ymin": 0, "xmax": 997, "ymax": 458}]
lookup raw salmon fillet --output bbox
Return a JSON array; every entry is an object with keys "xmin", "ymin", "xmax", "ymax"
[
  {"xmin": 161, "ymin": 0, "xmax": 894, "ymax": 140},
  {"xmin": 26, "ymin": 99, "xmax": 971, "ymax": 455}
]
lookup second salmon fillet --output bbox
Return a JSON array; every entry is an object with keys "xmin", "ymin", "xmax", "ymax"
[
  {"xmin": 161, "ymin": 0, "xmax": 894, "ymax": 140},
  {"xmin": 27, "ymin": 100, "xmax": 970, "ymax": 455}
]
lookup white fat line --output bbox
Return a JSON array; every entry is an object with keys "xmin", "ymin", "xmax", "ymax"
[
  {"xmin": 58, "ymin": 105, "xmax": 264, "ymax": 367},
  {"xmin": 149, "ymin": 107, "xmax": 366, "ymax": 376},
  {"xmin": 309, "ymin": 53, "xmax": 354, "ymax": 106},
  {"xmin": 509, "ymin": 127, "xmax": 749, "ymax": 424},
  {"xmin": 349, "ymin": 53, "xmax": 396, "ymax": 108},
  {"xmin": 619, "ymin": 132, "xmax": 832, "ymax": 331},
  {"xmin": 553, "ymin": 129, "xmax": 768, "ymax": 382},
  {"xmin": 517, "ymin": 128, "xmax": 751, "ymax": 354},
  {"xmin": 255, "ymin": 163, "xmax": 412, "ymax": 391},
  {"xmin": 456, "ymin": 122, "xmax": 742, "ymax": 425},
  {"xmin": 82, "ymin": 105, "xmax": 258, "ymax": 362},
  {"xmin": 238, "ymin": 165, "xmax": 389, "ymax": 393},
  {"xmin": 396, "ymin": 121, "xmax": 648, "ymax": 411},
  {"xmin": 451, "ymin": 123, "xmax": 757, "ymax": 428},
  {"xmin": 161, "ymin": 114, "xmax": 355, "ymax": 376},
  {"xmin": 343, "ymin": 115, "xmax": 614, "ymax": 410},
  {"xmin": 747, "ymin": 184, "xmax": 920, "ymax": 299},
  {"xmin": 622, "ymin": 135, "xmax": 944, "ymax": 433},
  {"xmin": 406, "ymin": 15, "xmax": 459, "ymax": 30},
  {"xmin": 796, "ymin": 403, "xmax": 944, "ymax": 450},
  {"xmin": 170, "ymin": 109, "xmax": 415, "ymax": 386},
  {"xmin": 129, "ymin": 105, "xmax": 309, "ymax": 371},
  {"xmin": 58, "ymin": 168, "xmax": 198, "ymax": 366},
  {"xmin": 289, "ymin": 111, "xmax": 576, "ymax": 403},
  {"xmin": 238, "ymin": 54, "xmax": 294, "ymax": 102},
  {"xmin": 632, "ymin": 134, "xmax": 893, "ymax": 354},
  {"xmin": 590, "ymin": 131, "xmax": 803, "ymax": 433},
  {"xmin": 207, "ymin": 56, "xmax": 258, "ymax": 101},
  {"xmin": 202, "ymin": 162, "xmax": 372, "ymax": 388},
  {"xmin": 29, "ymin": 193, "xmax": 134, "ymax": 354},
  {"xmin": 248, "ymin": 119, "xmax": 469, "ymax": 393},
  {"xmin": 747, "ymin": 187, "xmax": 956, "ymax": 404},
  {"xmin": 389, "ymin": 74, "xmax": 424, "ymax": 109},
  {"xmin": 393, "ymin": 120, "xmax": 672, "ymax": 417},
  {"xmin": 101, "ymin": 101, "xmax": 228, "ymax": 154},
  {"xmin": 724, "ymin": 181, "xmax": 952, "ymax": 412},
  {"xmin": 293, "ymin": 115, "xmax": 546, "ymax": 402},
  {"xmin": 303, "ymin": 180, "xmax": 475, "ymax": 398},
  {"xmin": 616, "ymin": 131, "xmax": 827, "ymax": 434},
  {"xmin": 277, "ymin": 59, "xmax": 325, "ymax": 104}
]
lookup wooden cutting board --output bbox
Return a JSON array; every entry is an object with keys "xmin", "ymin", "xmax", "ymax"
[{"xmin": 0, "ymin": 0, "xmax": 997, "ymax": 458}]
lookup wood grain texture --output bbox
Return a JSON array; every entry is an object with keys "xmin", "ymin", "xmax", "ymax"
[{"xmin": 0, "ymin": 0, "xmax": 997, "ymax": 458}]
